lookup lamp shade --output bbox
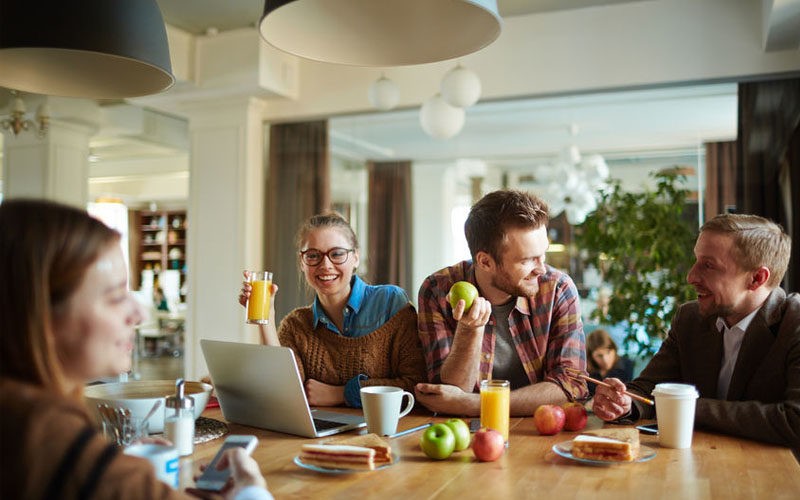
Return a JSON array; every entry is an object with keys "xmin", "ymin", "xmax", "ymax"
[
  {"xmin": 368, "ymin": 76, "xmax": 400, "ymax": 111},
  {"xmin": 420, "ymin": 94, "xmax": 465, "ymax": 140},
  {"xmin": 441, "ymin": 65, "xmax": 482, "ymax": 108},
  {"xmin": 0, "ymin": 1, "xmax": 174, "ymax": 98},
  {"xmin": 260, "ymin": 0, "xmax": 502, "ymax": 66}
]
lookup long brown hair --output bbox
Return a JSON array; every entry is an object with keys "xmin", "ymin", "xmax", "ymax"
[
  {"xmin": 0, "ymin": 199, "xmax": 120, "ymax": 398},
  {"xmin": 585, "ymin": 329, "xmax": 618, "ymax": 373}
]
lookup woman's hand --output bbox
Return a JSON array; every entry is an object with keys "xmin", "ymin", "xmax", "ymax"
[
  {"xmin": 238, "ymin": 271, "xmax": 252, "ymax": 307},
  {"xmin": 187, "ymin": 448, "xmax": 267, "ymax": 500},
  {"xmin": 305, "ymin": 379, "xmax": 345, "ymax": 406}
]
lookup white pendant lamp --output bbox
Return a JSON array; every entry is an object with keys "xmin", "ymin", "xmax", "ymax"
[
  {"xmin": 420, "ymin": 94, "xmax": 465, "ymax": 140},
  {"xmin": 441, "ymin": 65, "xmax": 482, "ymax": 108},
  {"xmin": 0, "ymin": 1, "xmax": 174, "ymax": 98},
  {"xmin": 368, "ymin": 75, "xmax": 400, "ymax": 111},
  {"xmin": 260, "ymin": 0, "xmax": 502, "ymax": 66}
]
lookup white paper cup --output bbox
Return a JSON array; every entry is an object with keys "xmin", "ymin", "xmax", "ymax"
[
  {"xmin": 360, "ymin": 386, "xmax": 414, "ymax": 436},
  {"xmin": 652, "ymin": 383, "xmax": 699, "ymax": 449},
  {"xmin": 124, "ymin": 444, "xmax": 180, "ymax": 488}
]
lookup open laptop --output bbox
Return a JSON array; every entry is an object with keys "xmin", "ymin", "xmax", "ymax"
[{"xmin": 201, "ymin": 339, "xmax": 366, "ymax": 438}]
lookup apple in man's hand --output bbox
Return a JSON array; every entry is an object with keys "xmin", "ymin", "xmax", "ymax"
[
  {"xmin": 471, "ymin": 427, "xmax": 505, "ymax": 462},
  {"xmin": 562, "ymin": 402, "xmax": 588, "ymax": 431},
  {"xmin": 533, "ymin": 404, "xmax": 566, "ymax": 435},
  {"xmin": 448, "ymin": 281, "xmax": 479, "ymax": 312},
  {"xmin": 420, "ymin": 423, "xmax": 456, "ymax": 460},
  {"xmin": 443, "ymin": 418, "xmax": 471, "ymax": 451}
]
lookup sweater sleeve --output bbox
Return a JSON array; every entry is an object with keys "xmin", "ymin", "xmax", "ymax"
[{"xmin": 361, "ymin": 305, "xmax": 427, "ymax": 394}]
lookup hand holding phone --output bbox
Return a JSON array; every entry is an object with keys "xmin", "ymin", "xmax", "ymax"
[{"xmin": 195, "ymin": 434, "xmax": 258, "ymax": 491}]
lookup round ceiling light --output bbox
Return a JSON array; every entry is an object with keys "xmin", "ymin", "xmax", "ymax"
[
  {"xmin": 441, "ymin": 65, "xmax": 482, "ymax": 108},
  {"xmin": 0, "ymin": 1, "xmax": 174, "ymax": 98},
  {"xmin": 420, "ymin": 94, "xmax": 465, "ymax": 140},
  {"xmin": 368, "ymin": 76, "xmax": 400, "ymax": 111},
  {"xmin": 260, "ymin": 0, "xmax": 502, "ymax": 66}
]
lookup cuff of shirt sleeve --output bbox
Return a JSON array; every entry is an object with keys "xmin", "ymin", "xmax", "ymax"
[
  {"xmin": 344, "ymin": 374, "xmax": 368, "ymax": 408},
  {"xmin": 233, "ymin": 486, "xmax": 274, "ymax": 500}
]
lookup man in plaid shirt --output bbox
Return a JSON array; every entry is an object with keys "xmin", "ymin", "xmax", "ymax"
[{"xmin": 415, "ymin": 190, "xmax": 588, "ymax": 416}]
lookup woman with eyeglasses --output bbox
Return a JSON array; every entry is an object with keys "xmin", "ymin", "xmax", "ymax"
[{"xmin": 239, "ymin": 212, "xmax": 425, "ymax": 408}]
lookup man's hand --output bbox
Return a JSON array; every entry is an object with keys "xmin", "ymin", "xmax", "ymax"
[
  {"xmin": 414, "ymin": 383, "xmax": 480, "ymax": 416},
  {"xmin": 305, "ymin": 379, "xmax": 345, "ymax": 406},
  {"xmin": 450, "ymin": 294, "xmax": 492, "ymax": 328},
  {"xmin": 591, "ymin": 377, "xmax": 633, "ymax": 421}
]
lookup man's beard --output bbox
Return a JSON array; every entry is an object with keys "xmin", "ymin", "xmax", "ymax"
[{"xmin": 491, "ymin": 268, "xmax": 539, "ymax": 298}]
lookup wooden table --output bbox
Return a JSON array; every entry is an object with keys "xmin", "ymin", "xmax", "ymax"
[{"xmin": 184, "ymin": 408, "xmax": 800, "ymax": 499}]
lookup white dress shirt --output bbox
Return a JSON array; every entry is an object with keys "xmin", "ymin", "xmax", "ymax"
[{"xmin": 715, "ymin": 308, "xmax": 759, "ymax": 399}]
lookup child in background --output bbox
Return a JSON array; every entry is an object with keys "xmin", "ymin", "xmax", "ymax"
[{"xmin": 586, "ymin": 329, "xmax": 634, "ymax": 396}]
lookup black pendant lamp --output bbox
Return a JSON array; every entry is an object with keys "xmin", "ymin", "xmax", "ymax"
[
  {"xmin": 259, "ymin": 0, "xmax": 503, "ymax": 67},
  {"xmin": 0, "ymin": 0, "xmax": 174, "ymax": 99}
]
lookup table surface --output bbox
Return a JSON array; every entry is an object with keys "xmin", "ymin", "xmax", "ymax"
[{"xmin": 185, "ymin": 408, "xmax": 800, "ymax": 499}]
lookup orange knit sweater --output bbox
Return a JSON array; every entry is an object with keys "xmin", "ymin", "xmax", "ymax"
[{"xmin": 277, "ymin": 304, "xmax": 426, "ymax": 394}]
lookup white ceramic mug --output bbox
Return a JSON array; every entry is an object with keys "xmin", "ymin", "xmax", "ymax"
[
  {"xmin": 360, "ymin": 386, "xmax": 415, "ymax": 436},
  {"xmin": 124, "ymin": 444, "xmax": 180, "ymax": 488},
  {"xmin": 652, "ymin": 383, "xmax": 699, "ymax": 449}
]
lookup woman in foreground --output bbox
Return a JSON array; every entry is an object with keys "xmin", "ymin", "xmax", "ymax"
[{"xmin": 0, "ymin": 199, "xmax": 271, "ymax": 499}]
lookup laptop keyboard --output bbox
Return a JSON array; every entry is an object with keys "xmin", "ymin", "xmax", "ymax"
[{"xmin": 313, "ymin": 418, "xmax": 344, "ymax": 431}]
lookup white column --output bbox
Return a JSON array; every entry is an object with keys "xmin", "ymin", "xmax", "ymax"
[
  {"xmin": 182, "ymin": 97, "xmax": 267, "ymax": 379},
  {"xmin": 1, "ymin": 97, "xmax": 97, "ymax": 207}
]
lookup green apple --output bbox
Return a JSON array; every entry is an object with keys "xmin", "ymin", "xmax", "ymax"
[
  {"xmin": 444, "ymin": 418, "xmax": 471, "ymax": 451},
  {"xmin": 419, "ymin": 423, "xmax": 456, "ymax": 460},
  {"xmin": 449, "ymin": 281, "xmax": 479, "ymax": 312}
]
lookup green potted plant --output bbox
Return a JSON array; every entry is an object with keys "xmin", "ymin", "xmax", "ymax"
[{"xmin": 575, "ymin": 171, "xmax": 697, "ymax": 358}]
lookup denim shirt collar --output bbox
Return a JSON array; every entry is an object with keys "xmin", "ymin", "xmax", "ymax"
[{"xmin": 312, "ymin": 275, "xmax": 366, "ymax": 328}]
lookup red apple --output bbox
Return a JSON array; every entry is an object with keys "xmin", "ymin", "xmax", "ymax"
[
  {"xmin": 533, "ymin": 404, "xmax": 566, "ymax": 435},
  {"xmin": 471, "ymin": 427, "xmax": 505, "ymax": 462},
  {"xmin": 562, "ymin": 402, "xmax": 588, "ymax": 431}
]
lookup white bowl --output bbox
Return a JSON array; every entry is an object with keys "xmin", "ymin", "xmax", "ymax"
[{"xmin": 84, "ymin": 380, "xmax": 212, "ymax": 434}]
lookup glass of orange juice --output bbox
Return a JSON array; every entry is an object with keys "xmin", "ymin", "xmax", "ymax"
[
  {"xmin": 480, "ymin": 379, "xmax": 510, "ymax": 444},
  {"xmin": 246, "ymin": 271, "xmax": 273, "ymax": 324}
]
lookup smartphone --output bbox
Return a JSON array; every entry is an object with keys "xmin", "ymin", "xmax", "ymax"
[
  {"xmin": 635, "ymin": 423, "xmax": 658, "ymax": 435},
  {"xmin": 195, "ymin": 434, "xmax": 258, "ymax": 491},
  {"xmin": 469, "ymin": 418, "xmax": 481, "ymax": 433}
]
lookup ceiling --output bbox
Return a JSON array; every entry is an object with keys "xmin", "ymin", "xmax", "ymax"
[
  {"xmin": 0, "ymin": 0, "xmax": 743, "ymax": 201},
  {"xmin": 156, "ymin": 0, "xmax": 644, "ymax": 35}
]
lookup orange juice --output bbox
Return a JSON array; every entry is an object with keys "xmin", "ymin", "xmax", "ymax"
[
  {"xmin": 480, "ymin": 380, "xmax": 510, "ymax": 442},
  {"xmin": 247, "ymin": 271, "xmax": 272, "ymax": 324}
]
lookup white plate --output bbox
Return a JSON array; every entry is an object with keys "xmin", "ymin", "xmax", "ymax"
[
  {"xmin": 552, "ymin": 441, "xmax": 656, "ymax": 466},
  {"xmin": 293, "ymin": 453, "xmax": 399, "ymax": 474}
]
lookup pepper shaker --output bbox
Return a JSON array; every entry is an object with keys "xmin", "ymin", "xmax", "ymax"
[{"xmin": 165, "ymin": 378, "xmax": 195, "ymax": 456}]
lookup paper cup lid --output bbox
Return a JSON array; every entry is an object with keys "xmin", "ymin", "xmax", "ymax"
[{"xmin": 652, "ymin": 383, "xmax": 699, "ymax": 398}]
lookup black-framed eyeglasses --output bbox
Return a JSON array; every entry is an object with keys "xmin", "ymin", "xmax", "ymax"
[{"xmin": 300, "ymin": 247, "xmax": 354, "ymax": 266}]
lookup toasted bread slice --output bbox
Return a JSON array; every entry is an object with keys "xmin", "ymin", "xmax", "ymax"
[
  {"xmin": 300, "ymin": 444, "xmax": 376, "ymax": 470},
  {"xmin": 572, "ymin": 428, "xmax": 640, "ymax": 462},
  {"xmin": 326, "ymin": 433, "xmax": 393, "ymax": 463}
]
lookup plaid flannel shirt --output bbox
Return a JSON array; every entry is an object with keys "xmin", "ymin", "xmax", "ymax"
[{"xmin": 417, "ymin": 260, "xmax": 588, "ymax": 401}]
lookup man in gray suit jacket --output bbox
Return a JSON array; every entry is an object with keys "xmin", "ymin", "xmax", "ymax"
[{"xmin": 593, "ymin": 214, "xmax": 799, "ymax": 449}]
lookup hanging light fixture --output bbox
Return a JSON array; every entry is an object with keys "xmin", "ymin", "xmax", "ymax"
[
  {"xmin": 440, "ymin": 64, "xmax": 482, "ymax": 108},
  {"xmin": 420, "ymin": 94, "xmax": 465, "ymax": 140},
  {"xmin": 368, "ymin": 75, "xmax": 400, "ymax": 111},
  {"xmin": 260, "ymin": 0, "xmax": 502, "ymax": 66},
  {"xmin": 0, "ymin": 1, "xmax": 174, "ymax": 99},
  {"xmin": 1, "ymin": 91, "xmax": 50, "ymax": 138}
]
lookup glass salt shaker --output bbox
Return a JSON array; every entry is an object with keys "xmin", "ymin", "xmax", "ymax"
[{"xmin": 165, "ymin": 378, "xmax": 195, "ymax": 456}]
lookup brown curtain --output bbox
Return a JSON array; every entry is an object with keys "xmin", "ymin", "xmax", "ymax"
[
  {"xmin": 266, "ymin": 121, "xmax": 330, "ymax": 320},
  {"xmin": 736, "ymin": 77, "xmax": 800, "ymax": 292},
  {"xmin": 367, "ymin": 160, "xmax": 413, "ymax": 295},
  {"xmin": 704, "ymin": 141, "xmax": 738, "ymax": 221}
]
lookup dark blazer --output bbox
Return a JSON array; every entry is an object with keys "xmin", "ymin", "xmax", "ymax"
[{"xmin": 628, "ymin": 287, "xmax": 800, "ymax": 449}]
